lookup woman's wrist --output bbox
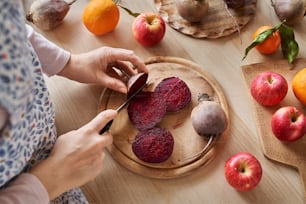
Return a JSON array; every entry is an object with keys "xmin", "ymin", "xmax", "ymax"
[
  {"xmin": 29, "ymin": 159, "xmax": 63, "ymax": 200},
  {"xmin": 58, "ymin": 53, "xmax": 89, "ymax": 81},
  {"xmin": 58, "ymin": 54, "xmax": 74, "ymax": 79}
]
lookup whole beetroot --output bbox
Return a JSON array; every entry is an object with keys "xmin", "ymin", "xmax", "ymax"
[
  {"xmin": 191, "ymin": 94, "xmax": 227, "ymax": 137},
  {"xmin": 26, "ymin": 0, "xmax": 76, "ymax": 30}
]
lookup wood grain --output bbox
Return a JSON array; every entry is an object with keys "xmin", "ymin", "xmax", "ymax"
[
  {"xmin": 241, "ymin": 58, "xmax": 306, "ymax": 200},
  {"xmin": 98, "ymin": 56, "xmax": 230, "ymax": 179},
  {"xmin": 154, "ymin": 0, "xmax": 257, "ymax": 38}
]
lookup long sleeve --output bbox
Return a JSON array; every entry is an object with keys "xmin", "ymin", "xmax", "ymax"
[
  {"xmin": 0, "ymin": 173, "xmax": 49, "ymax": 204},
  {"xmin": 26, "ymin": 24, "xmax": 71, "ymax": 76}
]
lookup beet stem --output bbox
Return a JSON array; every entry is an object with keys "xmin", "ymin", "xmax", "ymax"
[{"xmin": 183, "ymin": 134, "xmax": 215, "ymax": 162}]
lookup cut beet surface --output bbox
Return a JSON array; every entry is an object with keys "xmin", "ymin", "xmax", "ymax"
[
  {"xmin": 127, "ymin": 72, "xmax": 148, "ymax": 99},
  {"xmin": 127, "ymin": 91, "xmax": 167, "ymax": 130},
  {"xmin": 154, "ymin": 76, "xmax": 191, "ymax": 112},
  {"xmin": 132, "ymin": 127, "xmax": 174, "ymax": 163}
]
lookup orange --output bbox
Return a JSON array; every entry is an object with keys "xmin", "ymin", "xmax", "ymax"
[
  {"xmin": 82, "ymin": 0, "xmax": 120, "ymax": 35},
  {"xmin": 252, "ymin": 26, "xmax": 281, "ymax": 55},
  {"xmin": 292, "ymin": 68, "xmax": 306, "ymax": 106}
]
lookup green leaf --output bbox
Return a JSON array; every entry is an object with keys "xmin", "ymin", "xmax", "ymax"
[
  {"xmin": 278, "ymin": 24, "xmax": 299, "ymax": 64},
  {"xmin": 242, "ymin": 28, "xmax": 277, "ymax": 60},
  {"xmin": 242, "ymin": 21, "xmax": 299, "ymax": 64}
]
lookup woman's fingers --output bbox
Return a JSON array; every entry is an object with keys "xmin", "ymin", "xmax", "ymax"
[
  {"xmin": 101, "ymin": 74, "xmax": 128, "ymax": 93},
  {"xmin": 108, "ymin": 60, "xmax": 136, "ymax": 77},
  {"xmin": 107, "ymin": 48, "xmax": 148, "ymax": 73},
  {"xmin": 83, "ymin": 110, "xmax": 117, "ymax": 134}
]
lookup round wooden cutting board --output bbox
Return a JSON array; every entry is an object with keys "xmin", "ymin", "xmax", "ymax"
[
  {"xmin": 154, "ymin": 0, "xmax": 257, "ymax": 39},
  {"xmin": 98, "ymin": 56, "xmax": 230, "ymax": 179}
]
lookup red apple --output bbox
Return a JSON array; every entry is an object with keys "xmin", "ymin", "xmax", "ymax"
[
  {"xmin": 271, "ymin": 106, "xmax": 306, "ymax": 142},
  {"xmin": 132, "ymin": 12, "xmax": 166, "ymax": 46},
  {"xmin": 250, "ymin": 71, "xmax": 288, "ymax": 106},
  {"xmin": 224, "ymin": 152, "xmax": 262, "ymax": 192}
]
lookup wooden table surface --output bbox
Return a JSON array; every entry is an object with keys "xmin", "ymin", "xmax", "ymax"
[{"xmin": 24, "ymin": 0, "xmax": 306, "ymax": 203}]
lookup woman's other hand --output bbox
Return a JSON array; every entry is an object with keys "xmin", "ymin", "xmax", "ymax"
[
  {"xmin": 29, "ymin": 110, "xmax": 116, "ymax": 200},
  {"xmin": 59, "ymin": 47, "xmax": 148, "ymax": 93}
]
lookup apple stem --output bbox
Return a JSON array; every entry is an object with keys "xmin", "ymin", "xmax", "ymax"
[
  {"xmin": 291, "ymin": 115, "xmax": 297, "ymax": 123},
  {"xmin": 239, "ymin": 165, "xmax": 246, "ymax": 173},
  {"xmin": 267, "ymin": 75, "xmax": 274, "ymax": 84}
]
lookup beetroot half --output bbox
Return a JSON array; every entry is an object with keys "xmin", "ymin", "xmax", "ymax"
[
  {"xmin": 127, "ymin": 91, "xmax": 167, "ymax": 130},
  {"xmin": 154, "ymin": 76, "xmax": 191, "ymax": 112},
  {"xmin": 132, "ymin": 127, "xmax": 174, "ymax": 163},
  {"xmin": 127, "ymin": 72, "xmax": 148, "ymax": 99}
]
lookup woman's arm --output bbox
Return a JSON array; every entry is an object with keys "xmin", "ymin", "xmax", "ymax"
[
  {"xmin": 0, "ymin": 173, "xmax": 49, "ymax": 204},
  {"xmin": 26, "ymin": 25, "xmax": 148, "ymax": 93},
  {"xmin": 26, "ymin": 24, "xmax": 71, "ymax": 76}
]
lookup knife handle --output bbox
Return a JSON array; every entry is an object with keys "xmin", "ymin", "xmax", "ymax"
[{"xmin": 99, "ymin": 119, "xmax": 114, "ymax": 135}]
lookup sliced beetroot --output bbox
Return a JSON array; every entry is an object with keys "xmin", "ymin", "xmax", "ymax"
[
  {"xmin": 127, "ymin": 72, "xmax": 148, "ymax": 99},
  {"xmin": 132, "ymin": 127, "xmax": 174, "ymax": 163},
  {"xmin": 127, "ymin": 91, "xmax": 167, "ymax": 130},
  {"xmin": 154, "ymin": 77, "xmax": 191, "ymax": 112}
]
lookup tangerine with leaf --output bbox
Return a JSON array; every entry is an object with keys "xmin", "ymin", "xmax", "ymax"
[{"xmin": 252, "ymin": 25, "xmax": 281, "ymax": 55}]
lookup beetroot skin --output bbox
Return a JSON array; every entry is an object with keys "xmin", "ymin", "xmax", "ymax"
[
  {"xmin": 128, "ymin": 91, "xmax": 167, "ymax": 130},
  {"xmin": 132, "ymin": 127, "xmax": 174, "ymax": 163},
  {"xmin": 155, "ymin": 77, "xmax": 191, "ymax": 112}
]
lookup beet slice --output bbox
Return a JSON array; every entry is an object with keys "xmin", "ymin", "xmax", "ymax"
[
  {"xmin": 132, "ymin": 127, "xmax": 174, "ymax": 163},
  {"xmin": 127, "ymin": 91, "xmax": 167, "ymax": 130},
  {"xmin": 127, "ymin": 72, "xmax": 148, "ymax": 99},
  {"xmin": 154, "ymin": 77, "xmax": 191, "ymax": 112}
]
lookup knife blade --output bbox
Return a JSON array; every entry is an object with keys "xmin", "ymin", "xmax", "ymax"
[{"xmin": 99, "ymin": 81, "xmax": 148, "ymax": 135}]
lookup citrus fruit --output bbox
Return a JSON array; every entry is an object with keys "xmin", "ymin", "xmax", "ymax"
[
  {"xmin": 252, "ymin": 25, "xmax": 281, "ymax": 55},
  {"xmin": 82, "ymin": 0, "xmax": 120, "ymax": 35},
  {"xmin": 292, "ymin": 68, "xmax": 306, "ymax": 106}
]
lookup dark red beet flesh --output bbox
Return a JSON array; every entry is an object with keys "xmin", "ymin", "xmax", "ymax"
[
  {"xmin": 127, "ymin": 72, "xmax": 148, "ymax": 99},
  {"xmin": 132, "ymin": 127, "xmax": 174, "ymax": 163},
  {"xmin": 154, "ymin": 77, "xmax": 191, "ymax": 112},
  {"xmin": 127, "ymin": 91, "xmax": 167, "ymax": 130}
]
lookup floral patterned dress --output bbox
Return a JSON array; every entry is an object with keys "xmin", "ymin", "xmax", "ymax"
[{"xmin": 0, "ymin": 0, "xmax": 88, "ymax": 203}]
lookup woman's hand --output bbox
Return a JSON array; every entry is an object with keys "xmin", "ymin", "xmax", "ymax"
[
  {"xmin": 59, "ymin": 47, "xmax": 148, "ymax": 93},
  {"xmin": 29, "ymin": 110, "xmax": 116, "ymax": 200}
]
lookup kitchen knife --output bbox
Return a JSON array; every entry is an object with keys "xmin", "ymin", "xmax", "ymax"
[{"xmin": 99, "ymin": 81, "xmax": 148, "ymax": 135}]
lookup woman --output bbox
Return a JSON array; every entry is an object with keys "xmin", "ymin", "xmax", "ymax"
[{"xmin": 0, "ymin": 0, "xmax": 148, "ymax": 203}]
